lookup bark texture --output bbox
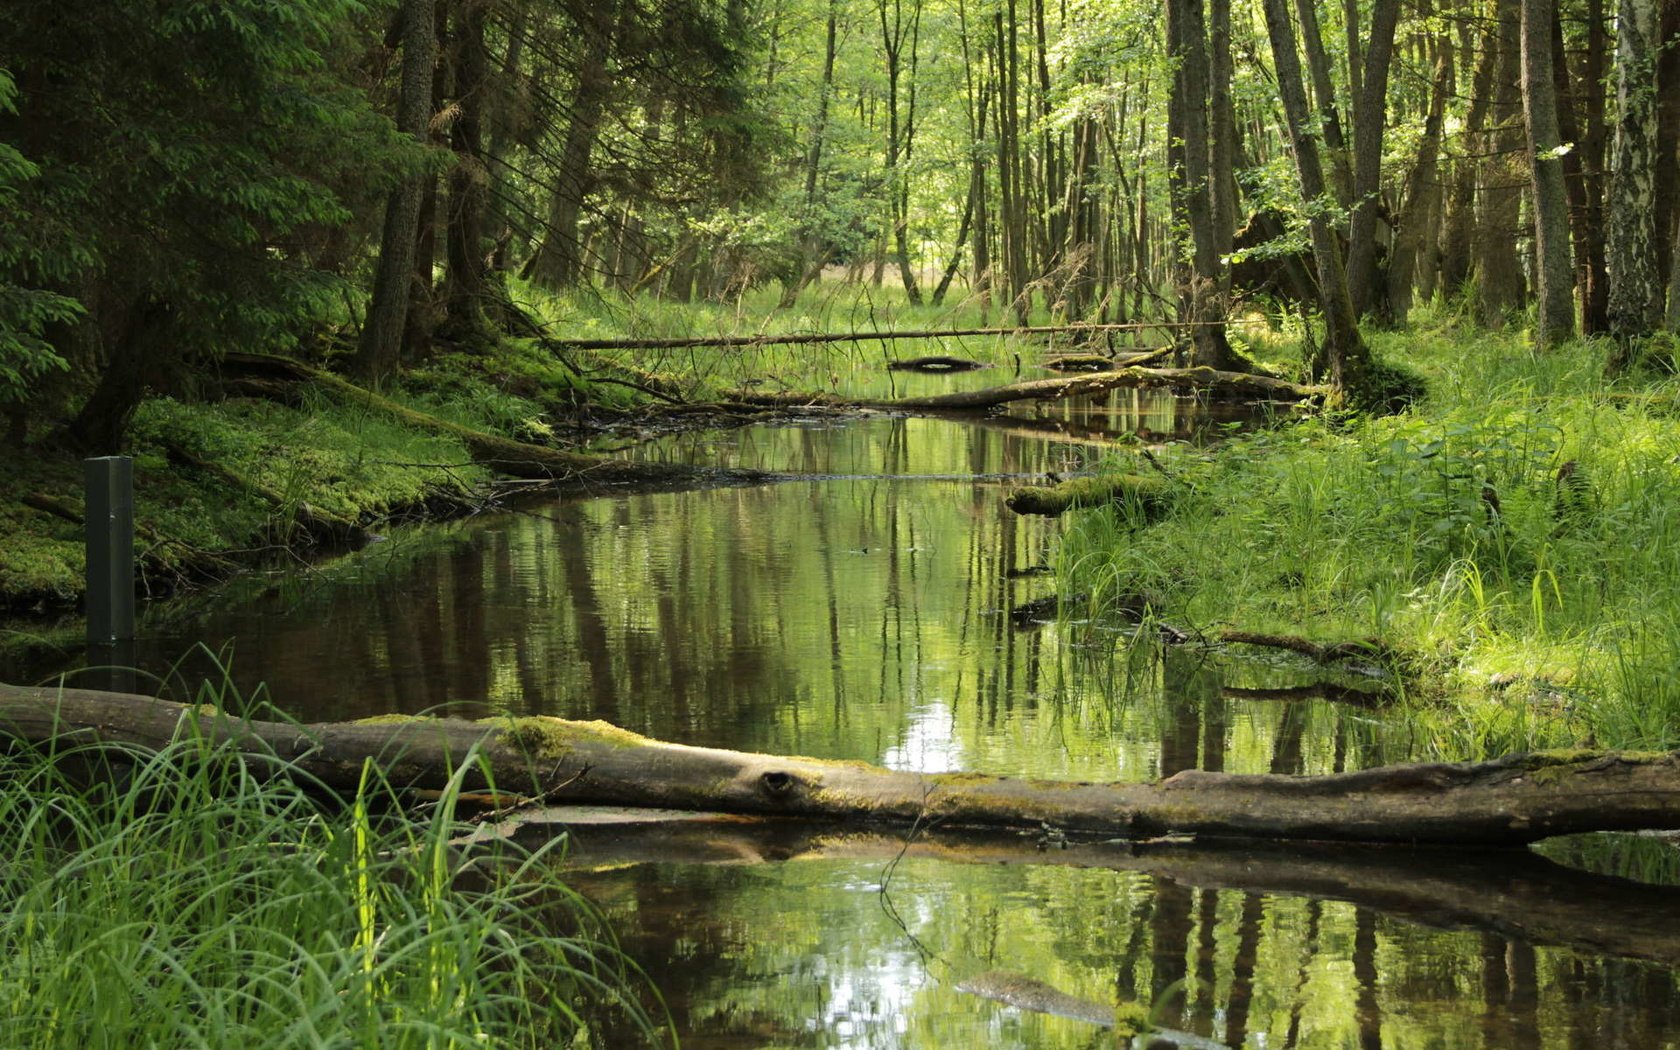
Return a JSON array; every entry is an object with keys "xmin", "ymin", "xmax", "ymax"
[
  {"xmin": 354, "ymin": 0, "xmax": 437, "ymax": 381},
  {"xmin": 1607, "ymin": 0, "xmax": 1666, "ymax": 353},
  {"xmin": 1521, "ymin": 0, "xmax": 1576, "ymax": 344},
  {"xmin": 4, "ymin": 685, "xmax": 1680, "ymax": 846}
]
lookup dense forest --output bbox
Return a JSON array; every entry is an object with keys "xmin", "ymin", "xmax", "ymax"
[
  {"xmin": 9, "ymin": 2, "xmax": 1680, "ymax": 1046},
  {"xmin": 3, "ymin": 0, "xmax": 1679, "ymax": 453}
]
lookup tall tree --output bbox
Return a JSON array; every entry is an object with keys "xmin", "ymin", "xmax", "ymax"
[
  {"xmin": 1521, "ymin": 0, "xmax": 1575, "ymax": 345},
  {"xmin": 1165, "ymin": 0, "xmax": 1243, "ymax": 370},
  {"xmin": 357, "ymin": 0, "xmax": 439, "ymax": 381},
  {"xmin": 1344, "ymin": 0, "xmax": 1401, "ymax": 318},
  {"xmin": 1260, "ymin": 0, "xmax": 1372, "ymax": 392},
  {"xmin": 1606, "ymin": 0, "xmax": 1666, "ymax": 358},
  {"xmin": 3, "ymin": 0, "xmax": 409, "ymax": 447},
  {"xmin": 1479, "ymin": 0, "xmax": 1526, "ymax": 325},
  {"xmin": 440, "ymin": 0, "xmax": 495, "ymax": 344},
  {"xmin": 878, "ymin": 0, "xmax": 924, "ymax": 304}
]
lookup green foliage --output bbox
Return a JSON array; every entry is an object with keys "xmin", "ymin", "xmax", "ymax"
[
  {"xmin": 1060, "ymin": 323, "xmax": 1680, "ymax": 757},
  {"xmin": 0, "ymin": 70, "xmax": 76, "ymax": 406},
  {"xmin": 0, "ymin": 684, "xmax": 663, "ymax": 1046},
  {"xmin": 0, "ymin": 1, "xmax": 415, "ymax": 442}
]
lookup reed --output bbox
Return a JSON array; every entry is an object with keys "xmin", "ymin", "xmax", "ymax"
[{"xmin": 0, "ymin": 676, "xmax": 665, "ymax": 1049}]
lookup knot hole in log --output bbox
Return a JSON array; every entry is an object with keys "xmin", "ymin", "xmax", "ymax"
[{"xmin": 759, "ymin": 770, "xmax": 799, "ymax": 797}]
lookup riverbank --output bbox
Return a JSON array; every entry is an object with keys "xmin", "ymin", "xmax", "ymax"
[
  {"xmin": 0, "ymin": 282, "xmax": 1189, "ymax": 621},
  {"xmin": 1060, "ymin": 317, "xmax": 1680, "ymax": 758}
]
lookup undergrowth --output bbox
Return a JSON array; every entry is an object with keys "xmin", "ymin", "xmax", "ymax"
[
  {"xmin": 0, "ymin": 678, "xmax": 666, "ymax": 1048},
  {"xmin": 1060, "ymin": 319, "xmax": 1680, "ymax": 758}
]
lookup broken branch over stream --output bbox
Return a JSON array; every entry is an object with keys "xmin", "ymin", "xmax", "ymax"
[
  {"xmin": 4, "ymin": 684, "xmax": 1678, "ymax": 846},
  {"xmin": 543, "ymin": 320, "xmax": 1235, "ymax": 352},
  {"xmin": 742, "ymin": 365, "xmax": 1322, "ymax": 411}
]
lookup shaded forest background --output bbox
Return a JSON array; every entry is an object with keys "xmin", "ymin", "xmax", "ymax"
[{"xmin": 3, "ymin": 0, "xmax": 1680, "ymax": 446}]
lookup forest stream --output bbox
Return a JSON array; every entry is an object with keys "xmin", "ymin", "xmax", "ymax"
[{"xmin": 7, "ymin": 383, "xmax": 1680, "ymax": 1048}]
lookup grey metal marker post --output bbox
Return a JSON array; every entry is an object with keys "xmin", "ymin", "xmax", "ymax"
[{"xmin": 85, "ymin": 456, "xmax": 135, "ymax": 647}]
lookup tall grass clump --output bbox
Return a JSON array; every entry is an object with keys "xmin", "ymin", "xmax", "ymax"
[
  {"xmin": 0, "ymin": 696, "xmax": 664, "ymax": 1048},
  {"xmin": 1058, "ymin": 323, "xmax": 1680, "ymax": 758}
]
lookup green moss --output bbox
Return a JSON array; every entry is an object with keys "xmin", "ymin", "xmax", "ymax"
[
  {"xmin": 1520, "ymin": 748, "xmax": 1671, "ymax": 784},
  {"xmin": 1112, "ymin": 1001, "xmax": 1152, "ymax": 1038},
  {"xmin": 355, "ymin": 713, "xmax": 427, "ymax": 726},
  {"xmin": 488, "ymin": 716, "xmax": 652, "ymax": 759}
]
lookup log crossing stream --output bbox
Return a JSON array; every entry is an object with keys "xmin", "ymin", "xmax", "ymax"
[{"xmin": 7, "ymin": 384, "xmax": 1679, "ymax": 1047}]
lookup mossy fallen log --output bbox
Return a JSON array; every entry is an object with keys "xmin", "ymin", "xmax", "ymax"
[
  {"xmin": 219, "ymin": 352, "xmax": 778, "ymax": 489},
  {"xmin": 3, "ymin": 683, "xmax": 1679, "ymax": 845},
  {"xmin": 1004, "ymin": 473, "xmax": 1173, "ymax": 517}
]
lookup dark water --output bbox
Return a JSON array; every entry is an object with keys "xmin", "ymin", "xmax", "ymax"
[{"xmin": 7, "ymin": 390, "xmax": 1679, "ymax": 1047}]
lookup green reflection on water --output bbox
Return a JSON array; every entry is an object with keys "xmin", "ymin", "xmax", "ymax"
[{"xmin": 11, "ymin": 399, "xmax": 1680, "ymax": 1048}]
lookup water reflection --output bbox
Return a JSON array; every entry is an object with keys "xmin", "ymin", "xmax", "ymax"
[{"xmin": 6, "ymin": 394, "xmax": 1679, "ymax": 1047}]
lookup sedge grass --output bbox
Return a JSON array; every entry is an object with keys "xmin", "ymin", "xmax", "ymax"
[
  {"xmin": 1058, "ymin": 320, "xmax": 1680, "ymax": 759},
  {"xmin": 0, "ymin": 686, "xmax": 666, "ymax": 1049}
]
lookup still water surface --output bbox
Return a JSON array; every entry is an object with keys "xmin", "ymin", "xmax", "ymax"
[{"xmin": 11, "ymin": 390, "xmax": 1680, "ymax": 1047}]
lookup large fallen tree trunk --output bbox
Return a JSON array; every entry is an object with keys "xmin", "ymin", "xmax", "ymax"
[
  {"xmin": 742, "ymin": 365, "xmax": 1322, "ymax": 411},
  {"xmin": 4, "ymin": 684, "xmax": 1679, "ymax": 845},
  {"xmin": 544, "ymin": 321, "xmax": 1209, "ymax": 352}
]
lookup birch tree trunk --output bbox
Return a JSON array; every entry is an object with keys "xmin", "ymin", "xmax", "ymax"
[{"xmin": 1606, "ymin": 0, "xmax": 1665, "ymax": 359}]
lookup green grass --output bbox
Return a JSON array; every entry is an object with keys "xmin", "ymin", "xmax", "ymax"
[
  {"xmin": 0, "ymin": 678, "xmax": 665, "ymax": 1048},
  {"xmin": 1059, "ymin": 315, "xmax": 1680, "ymax": 758}
]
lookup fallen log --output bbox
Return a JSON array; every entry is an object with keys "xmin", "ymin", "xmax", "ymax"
[
  {"xmin": 218, "ymin": 352, "xmax": 779, "ymax": 490},
  {"xmin": 886, "ymin": 355, "xmax": 987, "ymax": 373},
  {"xmin": 1217, "ymin": 630, "xmax": 1397, "ymax": 665},
  {"xmin": 545, "ymin": 320, "xmax": 1214, "ymax": 353},
  {"xmin": 1004, "ymin": 473, "xmax": 1173, "ymax": 517},
  {"xmin": 740, "ymin": 365, "xmax": 1323, "ymax": 413},
  {"xmin": 3, "ymin": 683, "xmax": 1679, "ymax": 845},
  {"xmin": 1042, "ymin": 346, "xmax": 1175, "ymax": 372}
]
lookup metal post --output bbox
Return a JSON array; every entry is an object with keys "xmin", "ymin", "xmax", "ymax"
[{"xmin": 84, "ymin": 456, "xmax": 135, "ymax": 645}]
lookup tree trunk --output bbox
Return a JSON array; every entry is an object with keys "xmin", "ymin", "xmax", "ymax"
[
  {"xmin": 354, "ymin": 0, "xmax": 437, "ymax": 381},
  {"xmin": 1260, "ymin": 0, "xmax": 1372, "ymax": 393},
  {"xmin": 1292, "ymin": 0, "xmax": 1353, "ymax": 203},
  {"xmin": 1165, "ymin": 0, "xmax": 1243, "ymax": 370},
  {"xmin": 1652, "ymin": 0, "xmax": 1680, "ymax": 314},
  {"xmin": 526, "ymin": 2, "xmax": 617, "ymax": 289},
  {"xmin": 1577, "ymin": 0, "xmax": 1613, "ymax": 333},
  {"xmin": 1479, "ymin": 0, "xmax": 1526, "ymax": 326},
  {"xmin": 780, "ymin": 0, "xmax": 840, "ymax": 309},
  {"xmin": 1521, "ymin": 0, "xmax": 1576, "ymax": 346},
  {"xmin": 1441, "ymin": 18, "xmax": 1499, "ymax": 296},
  {"xmin": 1607, "ymin": 0, "xmax": 1666, "ymax": 358},
  {"xmin": 5, "ymin": 685, "xmax": 1680, "ymax": 846},
  {"xmin": 1385, "ymin": 53, "xmax": 1450, "ymax": 323},
  {"xmin": 1208, "ymin": 0, "xmax": 1236, "ymax": 294},
  {"xmin": 440, "ymin": 0, "xmax": 492, "ymax": 344},
  {"xmin": 1345, "ymin": 0, "xmax": 1401, "ymax": 319}
]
